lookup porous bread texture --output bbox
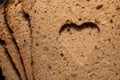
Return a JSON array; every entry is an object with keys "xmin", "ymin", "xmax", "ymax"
[
  {"xmin": 23, "ymin": 0, "xmax": 120, "ymax": 80},
  {"xmin": 6, "ymin": 0, "xmax": 33, "ymax": 80},
  {"xmin": 0, "ymin": 44, "xmax": 20, "ymax": 80},
  {"xmin": 0, "ymin": 3, "xmax": 26, "ymax": 80}
]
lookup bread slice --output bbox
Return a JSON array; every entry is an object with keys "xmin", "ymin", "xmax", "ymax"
[
  {"xmin": 23, "ymin": 0, "xmax": 120, "ymax": 80},
  {"xmin": 0, "ymin": 43, "xmax": 20, "ymax": 80},
  {"xmin": 0, "ymin": 2, "xmax": 26, "ymax": 80},
  {"xmin": 6, "ymin": 0, "xmax": 33, "ymax": 80}
]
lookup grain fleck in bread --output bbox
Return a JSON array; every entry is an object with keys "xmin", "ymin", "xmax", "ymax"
[
  {"xmin": 0, "ymin": 2, "xmax": 26, "ymax": 80},
  {"xmin": 6, "ymin": 0, "xmax": 33, "ymax": 80},
  {"xmin": 0, "ymin": 43, "xmax": 20, "ymax": 80},
  {"xmin": 23, "ymin": 0, "xmax": 120, "ymax": 80}
]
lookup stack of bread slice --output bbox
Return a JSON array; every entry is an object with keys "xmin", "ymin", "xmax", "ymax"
[{"xmin": 0, "ymin": 0, "xmax": 120, "ymax": 80}]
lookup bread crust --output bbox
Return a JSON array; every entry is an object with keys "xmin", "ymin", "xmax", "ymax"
[
  {"xmin": 0, "ymin": 43, "xmax": 20, "ymax": 80},
  {"xmin": 0, "ymin": 2, "xmax": 26, "ymax": 80},
  {"xmin": 6, "ymin": 0, "xmax": 33, "ymax": 80}
]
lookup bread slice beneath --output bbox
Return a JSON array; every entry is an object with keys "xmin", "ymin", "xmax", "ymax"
[
  {"xmin": 0, "ymin": 3, "xmax": 26, "ymax": 80},
  {"xmin": 0, "ymin": 43, "xmax": 20, "ymax": 80},
  {"xmin": 23, "ymin": 0, "xmax": 120, "ymax": 80},
  {"xmin": 6, "ymin": 0, "xmax": 33, "ymax": 80}
]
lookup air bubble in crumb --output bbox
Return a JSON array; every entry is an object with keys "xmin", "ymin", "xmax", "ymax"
[
  {"xmin": 60, "ymin": 53, "xmax": 64, "ymax": 57},
  {"xmin": 96, "ymin": 4, "xmax": 103, "ymax": 10}
]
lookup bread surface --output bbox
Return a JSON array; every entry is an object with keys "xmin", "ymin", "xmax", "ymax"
[
  {"xmin": 23, "ymin": 0, "xmax": 120, "ymax": 80},
  {"xmin": 0, "ymin": 0, "xmax": 120, "ymax": 80}
]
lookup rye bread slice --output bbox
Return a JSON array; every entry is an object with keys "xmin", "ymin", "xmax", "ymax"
[
  {"xmin": 6, "ymin": 0, "xmax": 33, "ymax": 80},
  {"xmin": 0, "ymin": 43, "xmax": 20, "ymax": 80},
  {"xmin": 23, "ymin": 0, "xmax": 120, "ymax": 80},
  {"xmin": 0, "ymin": 2, "xmax": 26, "ymax": 80}
]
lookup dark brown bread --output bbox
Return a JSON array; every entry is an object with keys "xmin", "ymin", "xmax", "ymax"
[
  {"xmin": 6, "ymin": 0, "xmax": 33, "ymax": 80},
  {"xmin": 0, "ymin": 43, "xmax": 20, "ymax": 80},
  {"xmin": 0, "ymin": 2, "xmax": 26, "ymax": 80},
  {"xmin": 23, "ymin": 0, "xmax": 120, "ymax": 80}
]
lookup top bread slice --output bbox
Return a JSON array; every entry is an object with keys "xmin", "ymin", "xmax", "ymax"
[
  {"xmin": 6, "ymin": 0, "xmax": 33, "ymax": 80},
  {"xmin": 0, "ymin": 43, "xmax": 20, "ymax": 80},
  {"xmin": 0, "ymin": 1, "xmax": 26, "ymax": 80},
  {"xmin": 23, "ymin": 0, "xmax": 120, "ymax": 80}
]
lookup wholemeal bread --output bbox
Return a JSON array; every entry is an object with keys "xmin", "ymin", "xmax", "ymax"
[
  {"xmin": 6, "ymin": 0, "xmax": 33, "ymax": 80},
  {"xmin": 23, "ymin": 0, "xmax": 120, "ymax": 80},
  {"xmin": 0, "ymin": 1, "xmax": 26, "ymax": 80},
  {"xmin": 0, "ymin": 43, "xmax": 20, "ymax": 80}
]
